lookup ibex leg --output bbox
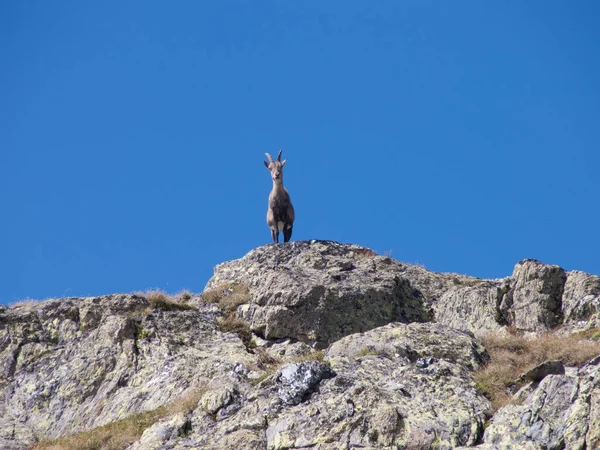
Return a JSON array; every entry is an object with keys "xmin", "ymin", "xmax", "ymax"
[{"xmin": 283, "ymin": 226, "xmax": 293, "ymax": 243}]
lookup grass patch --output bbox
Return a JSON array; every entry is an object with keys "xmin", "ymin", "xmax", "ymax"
[
  {"xmin": 202, "ymin": 283, "xmax": 250, "ymax": 313},
  {"xmin": 31, "ymin": 388, "xmax": 206, "ymax": 450},
  {"xmin": 255, "ymin": 347, "xmax": 283, "ymax": 370},
  {"xmin": 474, "ymin": 331, "xmax": 600, "ymax": 410},
  {"xmin": 354, "ymin": 248, "xmax": 378, "ymax": 259},
  {"xmin": 140, "ymin": 290, "xmax": 196, "ymax": 312},
  {"xmin": 217, "ymin": 314, "xmax": 256, "ymax": 351},
  {"xmin": 203, "ymin": 284, "xmax": 255, "ymax": 351},
  {"xmin": 290, "ymin": 350, "xmax": 326, "ymax": 363},
  {"xmin": 248, "ymin": 349, "xmax": 283, "ymax": 385},
  {"xmin": 176, "ymin": 290, "xmax": 193, "ymax": 302},
  {"xmin": 576, "ymin": 327, "xmax": 600, "ymax": 341}
]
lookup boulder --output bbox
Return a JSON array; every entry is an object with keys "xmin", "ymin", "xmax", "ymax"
[
  {"xmin": 509, "ymin": 259, "xmax": 567, "ymax": 331},
  {"xmin": 276, "ymin": 361, "xmax": 335, "ymax": 405},
  {"xmin": 433, "ymin": 281, "xmax": 508, "ymax": 334},
  {"xmin": 562, "ymin": 270, "xmax": 600, "ymax": 325},
  {"xmin": 516, "ymin": 360, "xmax": 565, "ymax": 384},
  {"xmin": 129, "ymin": 413, "xmax": 191, "ymax": 450},
  {"xmin": 205, "ymin": 241, "xmax": 433, "ymax": 347}
]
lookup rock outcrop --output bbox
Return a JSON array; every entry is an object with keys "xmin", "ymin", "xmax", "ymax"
[
  {"xmin": 1, "ymin": 240, "xmax": 599, "ymax": 449},
  {"xmin": 139, "ymin": 322, "xmax": 491, "ymax": 449},
  {"xmin": 0, "ymin": 295, "xmax": 254, "ymax": 449},
  {"xmin": 476, "ymin": 356, "xmax": 600, "ymax": 449},
  {"xmin": 509, "ymin": 259, "xmax": 567, "ymax": 331},
  {"xmin": 205, "ymin": 241, "xmax": 432, "ymax": 348},
  {"xmin": 207, "ymin": 241, "xmax": 600, "ymax": 337},
  {"xmin": 562, "ymin": 270, "xmax": 600, "ymax": 326}
]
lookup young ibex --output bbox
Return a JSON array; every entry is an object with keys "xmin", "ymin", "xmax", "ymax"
[{"xmin": 264, "ymin": 149, "xmax": 295, "ymax": 243}]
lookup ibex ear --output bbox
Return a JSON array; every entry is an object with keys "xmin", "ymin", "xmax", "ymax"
[
  {"xmin": 263, "ymin": 160, "xmax": 270, "ymax": 169},
  {"xmin": 281, "ymin": 159, "xmax": 287, "ymax": 166}
]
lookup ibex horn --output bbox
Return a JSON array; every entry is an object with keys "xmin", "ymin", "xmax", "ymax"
[
  {"xmin": 277, "ymin": 149, "xmax": 283, "ymax": 161},
  {"xmin": 265, "ymin": 153, "xmax": 274, "ymax": 163}
]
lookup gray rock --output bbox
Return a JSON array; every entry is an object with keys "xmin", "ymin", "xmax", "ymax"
[
  {"xmin": 206, "ymin": 241, "xmax": 433, "ymax": 348},
  {"xmin": 433, "ymin": 281, "xmax": 508, "ymax": 334},
  {"xmin": 480, "ymin": 357, "xmax": 600, "ymax": 449},
  {"xmin": 562, "ymin": 270, "xmax": 600, "ymax": 324},
  {"xmin": 516, "ymin": 360, "xmax": 565, "ymax": 384},
  {"xmin": 276, "ymin": 361, "xmax": 335, "ymax": 405},
  {"xmin": 200, "ymin": 384, "xmax": 241, "ymax": 418},
  {"xmin": 510, "ymin": 259, "xmax": 567, "ymax": 331},
  {"xmin": 435, "ymin": 259, "xmax": 600, "ymax": 336},
  {"xmin": 129, "ymin": 413, "xmax": 191, "ymax": 450},
  {"xmin": 326, "ymin": 321, "xmax": 489, "ymax": 371},
  {"xmin": 174, "ymin": 322, "xmax": 491, "ymax": 449},
  {"xmin": 0, "ymin": 295, "xmax": 254, "ymax": 448},
  {"xmin": 204, "ymin": 241, "xmax": 512, "ymax": 347},
  {"xmin": 320, "ymin": 322, "xmax": 492, "ymax": 449},
  {"xmin": 456, "ymin": 443, "xmax": 544, "ymax": 450},
  {"xmin": 265, "ymin": 339, "xmax": 314, "ymax": 360}
]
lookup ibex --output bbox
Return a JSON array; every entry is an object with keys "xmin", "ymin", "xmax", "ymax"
[{"xmin": 264, "ymin": 150, "xmax": 295, "ymax": 243}]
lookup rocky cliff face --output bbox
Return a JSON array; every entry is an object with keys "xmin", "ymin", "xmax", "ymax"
[{"xmin": 1, "ymin": 241, "xmax": 599, "ymax": 449}]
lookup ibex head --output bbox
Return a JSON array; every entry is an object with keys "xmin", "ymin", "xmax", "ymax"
[{"xmin": 263, "ymin": 149, "xmax": 287, "ymax": 182}]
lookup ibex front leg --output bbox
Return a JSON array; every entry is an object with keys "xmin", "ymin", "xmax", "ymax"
[{"xmin": 283, "ymin": 225, "xmax": 292, "ymax": 243}]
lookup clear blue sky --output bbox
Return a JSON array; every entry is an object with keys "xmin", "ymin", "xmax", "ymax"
[{"xmin": 2, "ymin": 1, "xmax": 599, "ymax": 304}]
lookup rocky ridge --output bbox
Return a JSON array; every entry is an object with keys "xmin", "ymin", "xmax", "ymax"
[{"xmin": 0, "ymin": 240, "xmax": 598, "ymax": 449}]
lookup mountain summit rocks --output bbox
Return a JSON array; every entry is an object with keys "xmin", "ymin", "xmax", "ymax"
[
  {"xmin": 1, "ymin": 241, "xmax": 599, "ymax": 449},
  {"xmin": 207, "ymin": 242, "xmax": 600, "ymax": 339}
]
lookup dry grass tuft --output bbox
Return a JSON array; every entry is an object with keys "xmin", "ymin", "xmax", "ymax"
[
  {"xmin": 254, "ymin": 348, "xmax": 325, "ymax": 372},
  {"xmin": 576, "ymin": 327, "xmax": 600, "ymax": 341},
  {"xmin": 139, "ymin": 290, "xmax": 195, "ymax": 312},
  {"xmin": 31, "ymin": 388, "xmax": 205, "ymax": 450},
  {"xmin": 177, "ymin": 290, "xmax": 193, "ymax": 302},
  {"xmin": 202, "ymin": 283, "xmax": 250, "ymax": 313},
  {"xmin": 9, "ymin": 299, "xmax": 40, "ymax": 309},
  {"xmin": 475, "ymin": 329, "xmax": 600, "ymax": 410},
  {"xmin": 144, "ymin": 289, "xmax": 169, "ymax": 303},
  {"xmin": 217, "ymin": 314, "xmax": 256, "ymax": 351},
  {"xmin": 202, "ymin": 284, "xmax": 255, "ymax": 350},
  {"xmin": 354, "ymin": 248, "xmax": 378, "ymax": 259},
  {"xmin": 289, "ymin": 350, "xmax": 326, "ymax": 364},
  {"xmin": 255, "ymin": 347, "xmax": 283, "ymax": 370}
]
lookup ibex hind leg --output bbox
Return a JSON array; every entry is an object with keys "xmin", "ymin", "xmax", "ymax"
[
  {"xmin": 271, "ymin": 229, "xmax": 279, "ymax": 243},
  {"xmin": 283, "ymin": 226, "xmax": 293, "ymax": 243}
]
